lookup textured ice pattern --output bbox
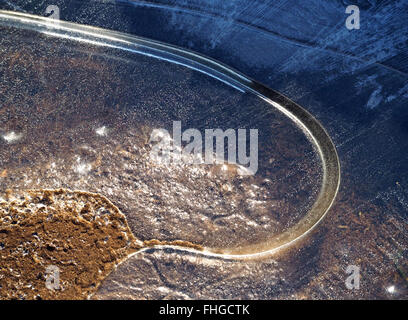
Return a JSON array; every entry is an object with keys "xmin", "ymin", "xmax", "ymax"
[{"xmin": 0, "ymin": 0, "xmax": 407, "ymax": 299}]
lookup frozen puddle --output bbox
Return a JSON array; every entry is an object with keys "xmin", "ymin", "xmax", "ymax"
[{"xmin": 0, "ymin": 11, "xmax": 340, "ymax": 299}]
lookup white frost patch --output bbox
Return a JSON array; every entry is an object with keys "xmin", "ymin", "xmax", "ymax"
[
  {"xmin": 367, "ymin": 86, "xmax": 383, "ymax": 109},
  {"xmin": 96, "ymin": 126, "xmax": 108, "ymax": 136},
  {"xmin": 157, "ymin": 286, "xmax": 171, "ymax": 294},
  {"xmin": 73, "ymin": 156, "xmax": 92, "ymax": 175},
  {"xmin": 2, "ymin": 131, "xmax": 23, "ymax": 143},
  {"xmin": 246, "ymin": 219, "xmax": 259, "ymax": 227}
]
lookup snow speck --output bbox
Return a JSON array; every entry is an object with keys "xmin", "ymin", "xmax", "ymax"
[{"xmin": 2, "ymin": 131, "xmax": 23, "ymax": 143}]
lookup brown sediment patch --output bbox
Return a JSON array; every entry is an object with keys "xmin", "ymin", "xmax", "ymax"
[{"xmin": 0, "ymin": 189, "xmax": 142, "ymax": 300}]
